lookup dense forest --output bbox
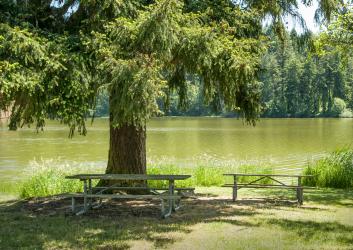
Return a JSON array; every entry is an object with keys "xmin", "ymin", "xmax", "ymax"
[
  {"xmin": 94, "ymin": 29, "xmax": 353, "ymax": 119},
  {"xmin": 260, "ymin": 30, "xmax": 353, "ymax": 118}
]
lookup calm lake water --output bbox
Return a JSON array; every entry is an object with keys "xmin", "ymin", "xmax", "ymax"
[{"xmin": 0, "ymin": 117, "xmax": 352, "ymax": 182}]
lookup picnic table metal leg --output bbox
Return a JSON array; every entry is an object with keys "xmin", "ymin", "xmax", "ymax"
[
  {"xmin": 83, "ymin": 179, "xmax": 88, "ymax": 211},
  {"xmin": 75, "ymin": 179, "xmax": 89, "ymax": 215},
  {"xmin": 88, "ymin": 179, "xmax": 92, "ymax": 208},
  {"xmin": 297, "ymin": 177, "xmax": 303, "ymax": 205},
  {"xmin": 161, "ymin": 199, "xmax": 165, "ymax": 216},
  {"xmin": 71, "ymin": 197, "xmax": 76, "ymax": 213},
  {"xmin": 170, "ymin": 180, "xmax": 176, "ymax": 212},
  {"xmin": 233, "ymin": 175, "xmax": 238, "ymax": 201},
  {"xmin": 161, "ymin": 180, "xmax": 175, "ymax": 218}
]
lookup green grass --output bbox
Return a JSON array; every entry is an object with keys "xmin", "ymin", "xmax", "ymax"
[
  {"xmin": 17, "ymin": 164, "xmax": 273, "ymax": 198},
  {"xmin": 0, "ymin": 188, "xmax": 352, "ymax": 249},
  {"xmin": 147, "ymin": 165, "xmax": 273, "ymax": 188},
  {"xmin": 20, "ymin": 169, "xmax": 84, "ymax": 198},
  {"xmin": 0, "ymin": 159, "xmax": 273, "ymax": 198},
  {"xmin": 303, "ymin": 148, "xmax": 353, "ymax": 188}
]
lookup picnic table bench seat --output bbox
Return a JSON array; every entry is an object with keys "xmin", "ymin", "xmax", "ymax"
[{"xmin": 223, "ymin": 173, "xmax": 315, "ymax": 205}]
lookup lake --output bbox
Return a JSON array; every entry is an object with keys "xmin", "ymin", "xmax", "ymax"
[{"xmin": 0, "ymin": 117, "xmax": 352, "ymax": 183}]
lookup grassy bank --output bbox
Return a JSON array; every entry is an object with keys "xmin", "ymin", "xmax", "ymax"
[
  {"xmin": 303, "ymin": 148, "xmax": 353, "ymax": 188},
  {"xmin": 2, "ymin": 147, "xmax": 352, "ymax": 199},
  {"xmin": 0, "ymin": 187, "xmax": 352, "ymax": 249},
  {"xmin": 13, "ymin": 161, "xmax": 273, "ymax": 198}
]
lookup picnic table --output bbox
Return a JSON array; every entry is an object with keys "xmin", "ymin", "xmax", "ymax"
[
  {"xmin": 223, "ymin": 173, "xmax": 315, "ymax": 205},
  {"xmin": 65, "ymin": 174, "xmax": 192, "ymax": 218}
]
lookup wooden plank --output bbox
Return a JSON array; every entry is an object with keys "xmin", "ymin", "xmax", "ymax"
[
  {"xmin": 66, "ymin": 174, "xmax": 191, "ymax": 181},
  {"xmin": 66, "ymin": 194, "xmax": 181, "ymax": 199},
  {"xmin": 223, "ymin": 173, "xmax": 314, "ymax": 178}
]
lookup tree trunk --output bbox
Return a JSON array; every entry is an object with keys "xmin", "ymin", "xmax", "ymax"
[
  {"xmin": 105, "ymin": 122, "xmax": 147, "ymax": 175},
  {"xmin": 100, "ymin": 113, "xmax": 147, "ymax": 190}
]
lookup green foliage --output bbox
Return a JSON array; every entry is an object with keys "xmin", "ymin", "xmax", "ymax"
[
  {"xmin": 317, "ymin": 7, "xmax": 353, "ymax": 54},
  {"xmin": 87, "ymin": 0, "xmax": 269, "ymax": 128},
  {"xmin": 303, "ymin": 148, "xmax": 353, "ymax": 188},
  {"xmin": 18, "ymin": 159, "xmax": 101, "ymax": 198},
  {"xmin": 0, "ymin": 0, "xmax": 341, "ymax": 133},
  {"xmin": 20, "ymin": 169, "xmax": 83, "ymax": 198},
  {"xmin": 331, "ymin": 97, "xmax": 346, "ymax": 116},
  {"xmin": 339, "ymin": 108, "xmax": 353, "ymax": 118},
  {"xmin": 0, "ymin": 23, "xmax": 97, "ymax": 135},
  {"xmin": 17, "ymin": 159, "xmax": 273, "ymax": 198},
  {"xmin": 259, "ymin": 30, "xmax": 353, "ymax": 118}
]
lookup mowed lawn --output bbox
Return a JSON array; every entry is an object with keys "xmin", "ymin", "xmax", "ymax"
[{"xmin": 0, "ymin": 188, "xmax": 352, "ymax": 250}]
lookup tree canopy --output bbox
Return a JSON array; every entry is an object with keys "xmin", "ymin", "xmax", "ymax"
[{"xmin": 0, "ymin": 0, "xmax": 343, "ymax": 135}]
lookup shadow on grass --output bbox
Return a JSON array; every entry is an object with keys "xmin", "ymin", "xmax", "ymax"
[
  {"xmin": 0, "ymin": 196, "xmax": 258, "ymax": 249},
  {"xmin": 241, "ymin": 188, "xmax": 353, "ymax": 207},
  {"xmin": 1, "ymin": 188, "xmax": 352, "ymax": 249},
  {"xmin": 265, "ymin": 218, "xmax": 353, "ymax": 245},
  {"xmin": 305, "ymin": 189, "xmax": 353, "ymax": 206}
]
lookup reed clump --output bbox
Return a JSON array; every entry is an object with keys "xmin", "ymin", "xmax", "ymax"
[{"xmin": 303, "ymin": 148, "xmax": 353, "ymax": 188}]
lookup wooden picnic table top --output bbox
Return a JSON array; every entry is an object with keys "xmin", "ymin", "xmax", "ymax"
[
  {"xmin": 223, "ymin": 173, "xmax": 314, "ymax": 178},
  {"xmin": 65, "ymin": 174, "xmax": 191, "ymax": 181}
]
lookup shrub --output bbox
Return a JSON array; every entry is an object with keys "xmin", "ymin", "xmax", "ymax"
[
  {"xmin": 303, "ymin": 148, "xmax": 353, "ymax": 188},
  {"xmin": 331, "ymin": 98, "xmax": 347, "ymax": 117},
  {"xmin": 339, "ymin": 109, "xmax": 353, "ymax": 118}
]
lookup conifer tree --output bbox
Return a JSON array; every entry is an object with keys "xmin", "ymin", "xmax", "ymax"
[{"xmin": 0, "ymin": 0, "xmax": 340, "ymax": 176}]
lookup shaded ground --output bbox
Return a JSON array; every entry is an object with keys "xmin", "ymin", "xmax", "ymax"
[{"xmin": 0, "ymin": 188, "xmax": 352, "ymax": 249}]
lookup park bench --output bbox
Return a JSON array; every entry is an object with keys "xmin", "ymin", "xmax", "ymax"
[
  {"xmin": 65, "ymin": 174, "xmax": 193, "ymax": 218},
  {"xmin": 222, "ymin": 173, "xmax": 315, "ymax": 205}
]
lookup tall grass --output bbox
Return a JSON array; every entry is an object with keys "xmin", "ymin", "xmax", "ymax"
[
  {"xmin": 303, "ymin": 148, "xmax": 353, "ymax": 188},
  {"xmin": 19, "ymin": 159, "xmax": 102, "ymax": 198},
  {"xmin": 14, "ymin": 158, "xmax": 274, "ymax": 198},
  {"xmin": 147, "ymin": 165, "xmax": 273, "ymax": 188}
]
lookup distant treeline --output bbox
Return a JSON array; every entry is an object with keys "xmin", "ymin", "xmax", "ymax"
[
  {"xmin": 95, "ymin": 30, "xmax": 353, "ymax": 118},
  {"xmin": 260, "ymin": 30, "xmax": 353, "ymax": 118}
]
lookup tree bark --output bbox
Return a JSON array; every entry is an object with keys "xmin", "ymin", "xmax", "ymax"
[
  {"xmin": 100, "ymin": 112, "xmax": 147, "ymax": 191},
  {"xmin": 105, "ymin": 122, "xmax": 147, "ymax": 175}
]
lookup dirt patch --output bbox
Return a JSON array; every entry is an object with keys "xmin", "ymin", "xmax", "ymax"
[{"xmin": 14, "ymin": 194, "xmax": 300, "ymax": 220}]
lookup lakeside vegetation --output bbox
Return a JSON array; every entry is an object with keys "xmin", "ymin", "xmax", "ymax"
[
  {"xmin": 303, "ymin": 148, "xmax": 353, "ymax": 189},
  {"xmin": 0, "ymin": 147, "xmax": 350, "ymax": 199},
  {"xmin": 14, "ymin": 161, "xmax": 273, "ymax": 199}
]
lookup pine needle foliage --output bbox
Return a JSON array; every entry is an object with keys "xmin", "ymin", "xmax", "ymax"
[{"xmin": 0, "ymin": 0, "xmax": 341, "ymax": 134}]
